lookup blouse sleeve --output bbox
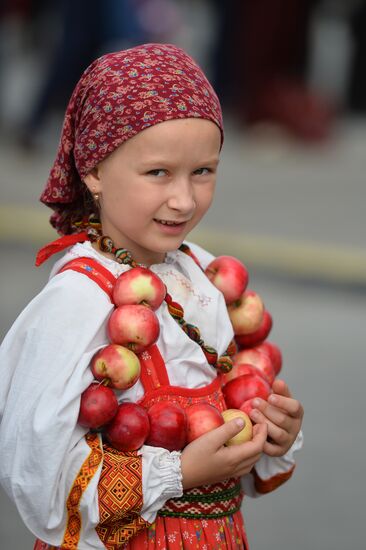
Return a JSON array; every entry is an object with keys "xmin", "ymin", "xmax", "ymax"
[
  {"xmin": 0, "ymin": 270, "xmax": 182, "ymax": 547},
  {"xmin": 241, "ymin": 430, "xmax": 303, "ymax": 498}
]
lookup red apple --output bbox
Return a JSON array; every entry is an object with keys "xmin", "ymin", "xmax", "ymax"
[
  {"xmin": 234, "ymin": 348, "xmax": 275, "ymax": 385},
  {"xmin": 221, "ymin": 362, "xmax": 265, "ymax": 385},
  {"xmin": 222, "ymin": 373, "xmax": 272, "ymax": 409},
  {"xmin": 91, "ymin": 344, "xmax": 141, "ymax": 390},
  {"xmin": 108, "ymin": 304, "xmax": 160, "ymax": 353},
  {"xmin": 104, "ymin": 402, "xmax": 150, "ymax": 451},
  {"xmin": 222, "ymin": 409, "xmax": 253, "ymax": 445},
  {"xmin": 113, "ymin": 267, "xmax": 166, "ymax": 310},
  {"xmin": 186, "ymin": 403, "xmax": 224, "ymax": 443},
  {"xmin": 228, "ymin": 290, "xmax": 264, "ymax": 335},
  {"xmin": 146, "ymin": 402, "xmax": 187, "ymax": 452},
  {"xmin": 256, "ymin": 341, "xmax": 283, "ymax": 375},
  {"xmin": 205, "ymin": 255, "xmax": 249, "ymax": 304},
  {"xmin": 239, "ymin": 399, "xmax": 255, "ymax": 416},
  {"xmin": 235, "ymin": 310, "xmax": 273, "ymax": 349},
  {"xmin": 78, "ymin": 383, "xmax": 118, "ymax": 429}
]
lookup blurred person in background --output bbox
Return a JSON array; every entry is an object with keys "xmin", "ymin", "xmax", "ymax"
[
  {"xmin": 211, "ymin": 0, "xmax": 334, "ymax": 142},
  {"xmin": 348, "ymin": 0, "xmax": 366, "ymax": 113},
  {"xmin": 2, "ymin": 0, "xmax": 365, "ymax": 146},
  {"xmin": 12, "ymin": 0, "xmax": 181, "ymax": 149}
]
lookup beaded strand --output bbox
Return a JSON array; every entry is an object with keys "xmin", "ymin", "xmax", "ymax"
[{"xmin": 73, "ymin": 217, "xmax": 235, "ymax": 373}]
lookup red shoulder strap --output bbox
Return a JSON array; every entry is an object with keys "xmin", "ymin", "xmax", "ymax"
[
  {"xmin": 138, "ymin": 345, "xmax": 170, "ymax": 391},
  {"xmin": 58, "ymin": 257, "xmax": 116, "ymax": 300},
  {"xmin": 59, "ymin": 258, "xmax": 172, "ymax": 389}
]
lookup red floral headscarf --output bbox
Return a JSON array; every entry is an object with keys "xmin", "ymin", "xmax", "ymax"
[{"xmin": 40, "ymin": 43, "xmax": 223, "ymax": 235}]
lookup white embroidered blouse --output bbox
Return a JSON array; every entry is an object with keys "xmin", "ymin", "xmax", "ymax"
[{"xmin": 0, "ymin": 241, "xmax": 302, "ymax": 548}]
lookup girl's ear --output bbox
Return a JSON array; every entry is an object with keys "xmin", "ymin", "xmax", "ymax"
[{"xmin": 84, "ymin": 167, "xmax": 102, "ymax": 194}]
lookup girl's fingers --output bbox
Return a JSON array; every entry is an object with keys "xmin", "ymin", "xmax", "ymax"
[
  {"xmin": 253, "ymin": 394, "xmax": 303, "ymax": 420},
  {"xmin": 271, "ymin": 378, "xmax": 292, "ymax": 398},
  {"xmin": 269, "ymin": 381, "xmax": 304, "ymax": 419},
  {"xmin": 250, "ymin": 401, "xmax": 293, "ymax": 432},
  {"xmin": 222, "ymin": 422, "xmax": 268, "ymax": 462},
  {"xmin": 250, "ymin": 409, "xmax": 290, "ymax": 444},
  {"xmin": 268, "ymin": 393, "xmax": 303, "ymax": 419},
  {"xmin": 262, "ymin": 439, "xmax": 286, "ymax": 457},
  {"xmin": 204, "ymin": 417, "xmax": 251, "ymax": 450}
]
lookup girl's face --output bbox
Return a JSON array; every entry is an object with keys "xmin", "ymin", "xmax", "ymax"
[{"xmin": 84, "ymin": 118, "xmax": 221, "ymax": 265}]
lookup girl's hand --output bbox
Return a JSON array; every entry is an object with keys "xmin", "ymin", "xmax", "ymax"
[
  {"xmin": 249, "ymin": 379, "xmax": 304, "ymax": 458},
  {"xmin": 180, "ymin": 418, "xmax": 268, "ymax": 490}
]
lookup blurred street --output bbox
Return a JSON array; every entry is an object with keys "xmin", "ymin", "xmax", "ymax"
[
  {"xmin": 1, "ymin": 0, "xmax": 366, "ymax": 548},
  {"xmin": 1, "ymin": 120, "xmax": 365, "ymax": 550}
]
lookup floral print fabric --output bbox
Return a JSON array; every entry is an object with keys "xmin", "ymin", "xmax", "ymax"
[
  {"xmin": 40, "ymin": 43, "xmax": 223, "ymax": 235},
  {"xmin": 125, "ymin": 512, "xmax": 248, "ymax": 549},
  {"xmin": 34, "ymin": 512, "xmax": 248, "ymax": 550}
]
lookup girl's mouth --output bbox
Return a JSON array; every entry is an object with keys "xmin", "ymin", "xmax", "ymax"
[
  {"xmin": 155, "ymin": 219, "xmax": 182, "ymax": 226},
  {"xmin": 154, "ymin": 218, "xmax": 188, "ymax": 234}
]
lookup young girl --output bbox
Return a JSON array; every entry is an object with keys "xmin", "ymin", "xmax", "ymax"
[{"xmin": 0, "ymin": 44, "xmax": 303, "ymax": 549}]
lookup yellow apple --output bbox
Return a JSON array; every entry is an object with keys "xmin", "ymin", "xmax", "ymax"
[{"xmin": 222, "ymin": 409, "xmax": 253, "ymax": 445}]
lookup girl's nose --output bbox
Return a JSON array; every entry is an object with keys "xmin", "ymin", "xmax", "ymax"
[{"xmin": 167, "ymin": 178, "xmax": 196, "ymax": 214}]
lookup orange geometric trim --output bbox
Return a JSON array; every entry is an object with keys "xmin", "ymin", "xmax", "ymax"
[
  {"xmin": 95, "ymin": 442, "xmax": 149, "ymax": 549},
  {"xmin": 252, "ymin": 465, "xmax": 295, "ymax": 494},
  {"xmin": 61, "ymin": 432, "xmax": 103, "ymax": 548}
]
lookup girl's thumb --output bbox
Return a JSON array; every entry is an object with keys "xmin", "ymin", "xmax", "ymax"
[{"xmin": 206, "ymin": 417, "xmax": 246, "ymax": 449}]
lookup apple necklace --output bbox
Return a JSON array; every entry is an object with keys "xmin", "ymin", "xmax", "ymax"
[{"xmin": 83, "ymin": 221, "xmax": 236, "ymax": 374}]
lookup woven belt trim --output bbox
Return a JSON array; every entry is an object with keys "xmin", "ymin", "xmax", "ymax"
[{"xmin": 158, "ymin": 479, "xmax": 243, "ymax": 519}]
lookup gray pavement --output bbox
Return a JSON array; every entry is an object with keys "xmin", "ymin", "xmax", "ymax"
[{"xmin": 0, "ymin": 121, "xmax": 365, "ymax": 548}]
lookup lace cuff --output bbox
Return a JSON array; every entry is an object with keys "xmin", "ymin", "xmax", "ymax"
[{"xmin": 140, "ymin": 445, "xmax": 183, "ymax": 523}]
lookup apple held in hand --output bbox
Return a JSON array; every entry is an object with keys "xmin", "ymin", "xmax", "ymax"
[
  {"xmin": 228, "ymin": 290, "xmax": 264, "ymax": 335},
  {"xmin": 146, "ymin": 402, "xmax": 187, "ymax": 452},
  {"xmin": 104, "ymin": 402, "xmax": 150, "ymax": 451},
  {"xmin": 78, "ymin": 383, "xmax": 118, "ymax": 429},
  {"xmin": 222, "ymin": 373, "xmax": 272, "ymax": 410},
  {"xmin": 186, "ymin": 402, "xmax": 224, "ymax": 443},
  {"xmin": 235, "ymin": 310, "xmax": 273, "ymax": 349},
  {"xmin": 234, "ymin": 348, "xmax": 275, "ymax": 385},
  {"xmin": 113, "ymin": 267, "xmax": 166, "ymax": 310},
  {"xmin": 256, "ymin": 341, "xmax": 283, "ymax": 375},
  {"xmin": 91, "ymin": 344, "xmax": 141, "ymax": 390},
  {"xmin": 222, "ymin": 409, "xmax": 253, "ymax": 445},
  {"xmin": 205, "ymin": 255, "xmax": 249, "ymax": 305},
  {"xmin": 108, "ymin": 304, "xmax": 160, "ymax": 353}
]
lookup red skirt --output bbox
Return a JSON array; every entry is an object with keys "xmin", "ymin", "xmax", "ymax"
[
  {"xmin": 126, "ymin": 511, "xmax": 248, "ymax": 549},
  {"xmin": 34, "ymin": 509, "xmax": 248, "ymax": 549}
]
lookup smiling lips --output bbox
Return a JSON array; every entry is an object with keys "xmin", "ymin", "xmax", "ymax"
[
  {"xmin": 154, "ymin": 218, "xmax": 188, "ymax": 226},
  {"xmin": 154, "ymin": 218, "xmax": 190, "ymax": 235}
]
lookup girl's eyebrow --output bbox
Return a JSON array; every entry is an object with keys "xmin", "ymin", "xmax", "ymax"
[{"xmin": 139, "ymin": 157, "xmax": 220, "ymax": 167}]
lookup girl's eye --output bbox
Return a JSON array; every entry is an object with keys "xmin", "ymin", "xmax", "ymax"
[
  {"xmin": 194, "ymin": 167, "xmax": 210, "ymax": 176},
  {"xmin": 147, "ymin": 169, "xmax": 166, "ymax": 177}
]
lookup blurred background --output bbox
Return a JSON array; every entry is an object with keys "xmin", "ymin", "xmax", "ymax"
[{"xmin": 0, "ymin": 0, "xmax": 365, "ymax": 549}]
